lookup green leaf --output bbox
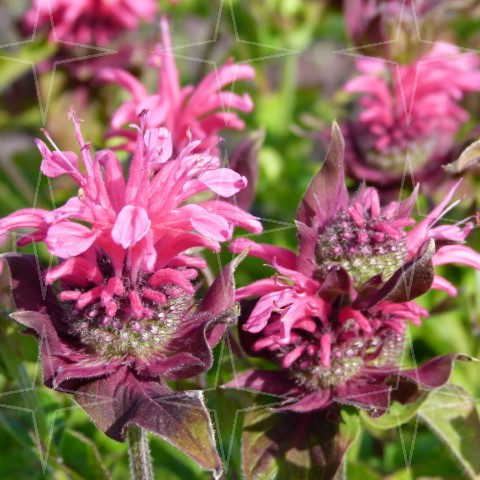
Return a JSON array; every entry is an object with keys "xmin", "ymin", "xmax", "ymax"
[
  {"xmin": 241, "ymin": 406, "xmax": 360, "ymax": 480},
  {"xmin": 360, "ymin": 395, "xmax": 429, "ymax": 431},
  {"xmin": 419, "ymin": 384, "xmax": 480, "ymax": 480},
  {"xmin": 59, "ymin": 429, "xmax": 111, "ymax": 480},
  {"xmin": 0, "ymin": 41, "xmax": 57, "ymax": 92},
  {"xmin": 346, "ymin": 462, "xmax": 382, "ymax": 480}
]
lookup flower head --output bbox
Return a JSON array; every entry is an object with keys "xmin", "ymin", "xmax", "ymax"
[
  {"xmin": 342, "ymin": 43, "xmax": 480, "ymax": 186},
  {"xmin": 344, "ymin": 0, "xmax": 454, "ymax": 57},
  {"xmin": 24, "ymin": 0, "xmax": 156, "ymax": 45},
  {"xmin": 99, "ymin": 17, "xmax": 255, "ymax": 154},
  {"xmin": 226, "ymin": 123, "xmax": 478, "ymax": 415},
  {"xmin": 0, "ymin": 114, "xmax": 262, "ymax": 475}
]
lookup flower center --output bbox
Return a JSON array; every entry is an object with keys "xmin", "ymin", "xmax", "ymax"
[
  {"xmin": 65, "ymin": 288, "xmax": 193, "ymax": 359},
  {"xmin": 315, "ymin": 210, "xmax": 408, "ymax": 285},
  {"xmin": 367, "ymin": 138, "xmax": 437, "ymax": 174},
  {"xmin": 287, "ymin": 331, "xmax": 404, "ymax": 390}
]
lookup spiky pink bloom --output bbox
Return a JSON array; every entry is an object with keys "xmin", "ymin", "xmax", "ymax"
[
  {"xmin": 99, "ymin": 17, "xmax": 255, "ymax": 154},
  {"xmin": 24, "ymin": 0, "xmax": 156, "ymax": 46},
  {"xmin": 0, "ymin": 113, "xmax": 262, "ymax": 319},
  {"xmin": 225, "ymin": 124, "xmax": 477, "ymax": 415},
  {"xmin": 342, "ymin": 42, "xmax": 480, "ymax": 185},
  {"xmin": 0, "ymin": 114, "xmax": 261, "ymax": 471}
]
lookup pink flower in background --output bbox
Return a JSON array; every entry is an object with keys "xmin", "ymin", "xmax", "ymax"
[
  {"xmin": 342, "ymin": 42, "xmax": 480, "ymax": 185},
  {"xmin": 99, "ymin": 17, "xmax": 255, "ymax": 154},
  {"xmin": 225, "ymin": 124, "xmax": 478, "ymax": 416},
  {"xmin": 24, "ymin": 0, "xmax": 156, "ymax": 45},
  {"xmin": 344, "ymin": 0, "xmax": 444, "ymax": 53}
]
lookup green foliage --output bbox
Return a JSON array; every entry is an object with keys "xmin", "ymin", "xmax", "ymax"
[{"xmin": 419, "ymin": 385, "xmax": 480, "ymax": 480}]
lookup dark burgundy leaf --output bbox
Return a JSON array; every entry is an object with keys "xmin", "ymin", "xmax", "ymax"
[
  {"xmin": 2, "ymin": 253, "xmax": 63, "ymax": 321},
  {"xmin": 296, "ymin": 122, "xmax": 348, "ymax": 229},
  {"xmin": 242, "ymin": 407, "xmax": 360, "ymax": 480},
  {"xmin": 74, "ymin": 368, "xmax": 222, "ymax": 477},
  {"xmin": 352, "ymin": 239, "xmax": 435, "ymax": 309},
  {"xmin": 223, "ymin": 369, "xmax": 296, "ymax": 397},
  {"xmin": 227, "ymin": 130, "xmax": 264, "ymax": 210},
  {"xmin": 317, "ymin": 266, "xmax": 356, "ymax": 303}
]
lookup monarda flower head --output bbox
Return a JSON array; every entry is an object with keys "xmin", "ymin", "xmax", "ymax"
[
  {"xmin": 99, "ymin": 17, "xmax": 255, "ymax": 154},
  {"xmin": 24, "ymin": 0, "xmax": 156, "ymax": 45},
  {"xmin": 0, "ymin": 112, "xmax": 262, "ymax": 476},
  {"xmin": 226, "ymin": 123, "xmax": 478, "ymax": 418},
  {"xmin": 344, "ymin": 0, "xmax": 463, "ymax": 58},
  {"xmin": 341, "ymin": 42, "xmax": 480, "ymax": 187}
]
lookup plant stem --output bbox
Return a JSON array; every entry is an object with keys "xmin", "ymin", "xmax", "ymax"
[
  {"xmin": 333, "ymin": 457, "xmax": 346, "ymax": 480},
  {"xmin": 127, "ymin": 425, "xmax": 154, "ymax": 480}
]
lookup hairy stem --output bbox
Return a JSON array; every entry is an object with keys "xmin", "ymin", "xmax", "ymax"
[{"xmin": 127, "ymin": 425, "xmax": 154, "ymax": 480}]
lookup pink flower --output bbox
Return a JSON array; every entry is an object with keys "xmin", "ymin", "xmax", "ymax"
[
  {"xmin": 0, "ymin": 112, "xmax": 262, "ymax": 323},
  {"xmin": 225, "ymin": 124, "xmax": 478, "ymax": 416},
  {"xmin": 24, "ymin": 0, "xmax": 156, "ymax": 46},
  {"xmin": 342, "ymin": 42, "xmax": 480, "ymax": 185},
  {"xmin": 0, "ymin": 113, "xmax": 261, "ymax": 473},
  {"xmin": 344, "ymin": 0, "xmax": 443, "ymax": 54},
  {"xmin": 99, "ymin": 17, "xmax": 255, "ymax": 154}
]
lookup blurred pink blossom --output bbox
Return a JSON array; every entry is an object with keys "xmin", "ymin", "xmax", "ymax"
[
  {"xmin": 24, "ymin": 0, "xmax": 156, "ymax": 45},
  {"xmin": 342, "ymin": 42, "xmax": 480, "ymax": 185},
  {"xmin": 99, "ymin": 17, "xmax": 255, "ymax": 154}
]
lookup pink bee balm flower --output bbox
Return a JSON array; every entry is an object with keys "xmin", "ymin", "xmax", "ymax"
[
  {"xmin": 344, "ymin": 0, "xmax": 444, "ymax": 55},
  {"xmin": 0, "ymin": 113, "xmax": 262, "ymax": 311},
  {"xmin": 0, "ymin": 114, "xmax": 262, "ymax": 474},
  {"xmin": 99, "ymin": 17, "xmax": 255, "ymax": 154},
  {"xmin": 24, "ymin": 0, "xmax": 156, "ymax": 46},
  {"xmin": 225, "ymin": 124, "xmax": 477, "ymax": 419},
  {"xmin": 342, "ymin": 42, "xmax": 480, "ymax": 186}
]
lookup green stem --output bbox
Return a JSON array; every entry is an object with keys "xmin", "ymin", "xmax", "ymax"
[{"xmin": 127, "ymin": 425, "xmax": 154, "ymax": 480}]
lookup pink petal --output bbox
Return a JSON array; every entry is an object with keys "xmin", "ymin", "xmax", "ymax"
[
  {"xmin": 185, "ymin": 204, "xmax": 233, "ymax": 241},
  {"xmin": 431, "ymin": 275, "xmax": 457, "ymax": 296},
  {"xmin": 433, "ymin": 244, "xmax": 480, "ymax": 270},
  {"xmin": 149, "ymin": 268, "xmax": 194, "ymax": 294},
  {"xmin": 45, "ymin": 257, "xmax": 103, "ymax": 286},
  {"xmin": 198, "ymin": 168, "xmax": 247, "ymax": 197},
  {"xmin": 98, "ymin": 68, "xmax": 147, "ymax": 100},
  {"xmin": 111, "ymin": 205, "xmax": 151, "ymax": 248},
  {"xmin": 200, "ymin": 200, "xmax": 263, "ymax": 233},
  {"xmin": 37, "ymin": 139, "xmax": 82, "ymax": 183},
  {"xmin": 0, "ymin": 208, "xmax": 48, "ymax": 235},
  {"xmin": 230, "ymin": 238, "xmax": 296, "ymax": 269},
  {"xmin": 45, "ymin": 221, "xmax": 98, "ymax": 258}
]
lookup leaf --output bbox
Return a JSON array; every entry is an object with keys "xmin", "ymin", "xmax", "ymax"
[
  {"xmin": 241, "ymin": 406, "xmax": 360, "ymax": 480},
  {"xmin": 360, "ymin": 396, "xmax": 428, "ymax": 431},
  {"xmin": 227, "ymin": 130, "xmax": 264, "ymax": 210},
  {"xmin": 419, "ymin": 384, "xmax": 480, "ymax": 480},
  {"xmin": 353, "ymin": 239, "xmax": 435, "ymax": 309},
  {"xmin": 346, "ymin": 462, "xmax": 382, "ymax": 480},
  {"xmin": 296, "ymin": 122, "xmax": 348, "ymax": 228},
  {"xmin": 59, "ymin": 429, "xmax": 111, "ymax": 480},
  {"xmin": 0, "ymin": 41, "xmax": 57, "ymax": 93},
  {"xmin": 73, "ymin": 368, "xmax": 223, "ymax": 478},
  {"xmin": 443, "ymin": 138, "xmax": 480, "ymax": 173}
]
